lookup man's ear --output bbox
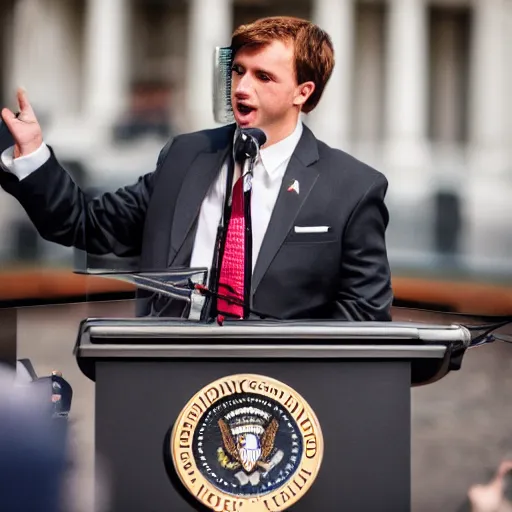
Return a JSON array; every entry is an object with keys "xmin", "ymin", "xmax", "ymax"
[{"xmin": 293, "ymin": 81, "xmax": 316, "ymax": 108}]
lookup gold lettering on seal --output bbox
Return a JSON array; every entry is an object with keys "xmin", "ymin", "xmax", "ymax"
[
  {"xmin": 283, "ymin": 393, "xmax": 299, "ymax": 415},
  {"xmin": 218, "ymin": 380, "xmax": 235, "ymax": 396},
  {"xmin": 202, "ymin": 380, "xmax": 243, "ymax": 409},
  {"xmin": 205, "ymin": 386, "xmax": 220, "ymax": 405},
  {"xmin": 263, "ymin": 468, "xmax": 313, "ymax": 510},
  {"xmin": 198, "ymin": 394, "xmax": 209, "ymax": 410},
  {"xmin": 178, "ymin": 450, "xmax": 196, "ymax": 484},
  {"xmin": 238, "ymin": 379, "xmax": 249, "ymax": 394},
  {"xmin": 284, "ymin": 394, "xmax": 309, "ymax": 422},
  {"xmin": 254, "ymin": 381, "xmax": 285, "ymax": 400},
  {"xmin": 304, "ymin": 433, "xmax": 317, "ymax": 458},
  {"xmin": 196, "ymin": 484, "xmax": 244, "ymax": 511},
  {"xmin": 240, "ymin": 380, "xmax": 288, "ymax": 400},
  {"xmin": 179, "ymin": 421, "xmax": 193, "ymax": 449},
  {"xmin": 300, "ymin": 418, "xmax": 318, "ymax": 458},
  {"xmin": 186, "ymin": 402, "xmax": 203, "ymax": 423}
]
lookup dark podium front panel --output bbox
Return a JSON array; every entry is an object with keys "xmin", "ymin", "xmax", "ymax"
[{"xmin": 75, "ymin": 320, "xmax": 470, "ymax": 512}]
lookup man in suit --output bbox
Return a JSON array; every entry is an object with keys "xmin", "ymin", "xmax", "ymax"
[{"xmin": 0, "ymin": 16, "xmax": 393, "ymax": 321}]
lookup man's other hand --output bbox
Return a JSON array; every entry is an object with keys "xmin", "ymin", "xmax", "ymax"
[{"xmin": 1, "ymin": 88, "xmax": 43, "ymax": 159}]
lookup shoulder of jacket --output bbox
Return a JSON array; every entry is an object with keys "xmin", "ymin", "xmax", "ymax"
[
  {"xmin": 315, "ymin": 138, "xmax": 388, "ymax": 186},
  {"xmin": 170, "ymin": 124, "xmax": 236, "ymax": 151}
]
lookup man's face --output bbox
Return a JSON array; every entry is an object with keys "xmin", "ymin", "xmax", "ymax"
[{"xmin": 230, "ymin": 39, "xmax": 312, "ymax": 144}]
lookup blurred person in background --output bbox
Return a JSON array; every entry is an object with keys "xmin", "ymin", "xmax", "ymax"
[
  {"xmin": 0, "ymin": 16, "xmax": 392, "ymax": 322},
  {"xmin": 0, "ymin": 363, "xmax": 67, "ymax": 512},
  {"xmin": 0, "ymin": 362, "xmax": 111, "ymax": 512}
]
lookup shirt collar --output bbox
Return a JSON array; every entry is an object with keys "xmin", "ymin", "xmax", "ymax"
[
  {"xmin": 233, "ymin": 119, "xmax": 303, "ymax": 178},
  {"xmin": 259, "ymin": 119, "xmax": 303, "ymax": 178}
]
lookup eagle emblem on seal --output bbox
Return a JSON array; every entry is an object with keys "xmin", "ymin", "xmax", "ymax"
[{"xmin": 216, "ymin": 406, "xmax": 283, "ymax": 481}]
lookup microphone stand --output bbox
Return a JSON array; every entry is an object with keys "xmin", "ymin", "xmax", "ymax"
[
  {"xmin": 242, "ymin": 156, "xmax": 256, "ymax": 320},
  {"xmin": 202, "ymin": 129, "xmax": 267, "ymax": 324}
]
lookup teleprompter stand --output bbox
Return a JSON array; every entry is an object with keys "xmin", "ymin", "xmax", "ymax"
[{"xmin": 74, "ymin": 319, "xmax": 470, "ymax": 512}]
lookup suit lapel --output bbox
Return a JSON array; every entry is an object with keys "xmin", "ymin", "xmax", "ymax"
[
  {"xmin": 251, "ymin": 125, "xmax": 320, "ymax": 294},
  {"xmin": 167, "ymin": 129, "xmax": 234, "ymax": 266}
]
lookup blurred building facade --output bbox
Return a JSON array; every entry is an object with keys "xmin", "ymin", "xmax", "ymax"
[{"xmin": 1, "ymin": 0, "xmax": 512, "ymax": 268}]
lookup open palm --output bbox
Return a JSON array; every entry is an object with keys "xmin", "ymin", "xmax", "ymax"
[{"xmin": 1, "ymin": 88, "xmax": 43, "ymax": 158}]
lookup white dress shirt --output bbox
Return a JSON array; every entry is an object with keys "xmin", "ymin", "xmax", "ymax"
[
  {"xmin": 0, "ymin": 120, "xmax": 303, "ymax": 275},
  {"xmin": 1, "ymin": 142, "xmax": 51, "ymax": 181},
  {"xmin": 190, "ymin": 120, "xmax": 303, "ymax": 274}
]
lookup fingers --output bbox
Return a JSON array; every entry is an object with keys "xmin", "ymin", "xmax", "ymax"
[
  {"xmin": 497, "ymin": 460, "xmax": 512, "ymax": 478},
  {"xmin": 1, "ymin": 107, "xmax": 17, "ymax": 132},
  {"xmin": 1, "ymin": 107, "xmax": 16, "ymax": 122},
  {"xmin": 17, "ymin": 87, "xmax": 27, "ymax": 110},
  {"xmin": 16, "ymin": 87, "xmax": 34, "ymax": 117},
  {"xmin": 468, "ymin": 483, "xmax": 504, "ymax": 512}
]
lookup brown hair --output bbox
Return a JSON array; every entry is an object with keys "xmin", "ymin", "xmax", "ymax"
[{"xmin": 230, "ymin": 16, "xmax": 334, "ymax": 113}]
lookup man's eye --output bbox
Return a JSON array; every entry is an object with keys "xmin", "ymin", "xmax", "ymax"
[
  {"xmin": 258, "ymin": 73, "xmax": 271, "ymax": 82},
  {"xmin": 231, "ymin": 65, "xmax": 243, "ymax": 75}
]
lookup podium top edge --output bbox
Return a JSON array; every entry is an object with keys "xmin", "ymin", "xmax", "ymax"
[{"xmin": 79, "ymin": 319, "xmax": 472, "ymax": 346}]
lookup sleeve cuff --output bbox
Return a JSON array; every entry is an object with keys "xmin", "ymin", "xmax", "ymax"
[{"xmin": 0, "ymin": 143, "xmax": 51, "ymax": 181}]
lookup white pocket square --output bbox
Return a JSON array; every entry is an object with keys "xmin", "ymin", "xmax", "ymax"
[{"xmin": 294, "ymin": 226, "xmax": 331, "ymax": 233}]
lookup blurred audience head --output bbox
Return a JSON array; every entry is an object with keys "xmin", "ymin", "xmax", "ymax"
[{"xmin": 0, "ymin": 363, "xmax": 68, "ymax": 511}]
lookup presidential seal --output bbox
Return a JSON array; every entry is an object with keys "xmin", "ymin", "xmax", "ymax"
[{"xmin": 169, "ymin": 374, "xmax": 323, "ymax": 512}]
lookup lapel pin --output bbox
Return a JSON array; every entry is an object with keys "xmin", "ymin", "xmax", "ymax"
[{"xmin": 287, "ymin": 179, "xmax": 300, "ymax": 194}]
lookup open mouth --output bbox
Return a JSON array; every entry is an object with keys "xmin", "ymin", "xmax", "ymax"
[{"xmin": 237, "ymin": 103, "xmax": 256, "ymax": 115}]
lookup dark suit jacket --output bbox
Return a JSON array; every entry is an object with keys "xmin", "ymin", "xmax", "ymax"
[{"xmin": 0, "ymin": 123, "xmax": 393, "ymax": 320}]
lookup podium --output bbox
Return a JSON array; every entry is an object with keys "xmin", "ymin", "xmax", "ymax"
[{"xmin": 74, "ymin": 318, "xmax": 470, "ymax": 512}]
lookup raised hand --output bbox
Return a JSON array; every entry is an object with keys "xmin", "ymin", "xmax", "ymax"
[
  {"xmin": 467, "ymin": 460, "xmax": 512, "ymax": 512},
  {"xmin": 1, "ymin": 88, "xmax": 43, "ymax": 158}
]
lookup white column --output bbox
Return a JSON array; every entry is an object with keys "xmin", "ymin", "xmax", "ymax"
[
  {"xmin": 507, "ymin": 1, "xmax": 512, "ymax": 165},
  {"xmin": 83, "ymin": 0, "xmax": 130, "ymax": 129},
  {"xmin": 44, "ymin": 0, "xmax": 82, "ymax": 116},
  {"xmin": 9, "ymin": 0, "xmax": 50, "ymax": 113},
  {"xmin": 8, "ymin": 0, "xmax": 81, "ymax": 127},
  {"xmin": 185, "ymin": 0, "xmax": 233, "ymax": 132},
  {"xmin": 384, "ymin": 0, "xmax": 429, "ymax": 192},
  {"xmin": 353, "ymin": 6, "xmax": 386, "ymax": 143},
  {"xmin": 309, "ymin": 0, "xmax": 354, "ymax": 150},
  {"xmin": 468, "ymin": 0, "xmax": 508, "ymax": 174},
  {"xmin": 465, "ymin": 0, "xmax": 509, "ymax": 261}
]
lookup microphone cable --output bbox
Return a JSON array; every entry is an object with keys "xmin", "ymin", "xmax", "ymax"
[{"xmin": 189, "ymin": 280, "xmax": 280, "ymax": 324}]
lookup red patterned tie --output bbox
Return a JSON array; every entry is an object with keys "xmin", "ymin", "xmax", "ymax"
[{"xmin": 217, "ymin": 175, "xmax": 246, "ymax": 319}]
